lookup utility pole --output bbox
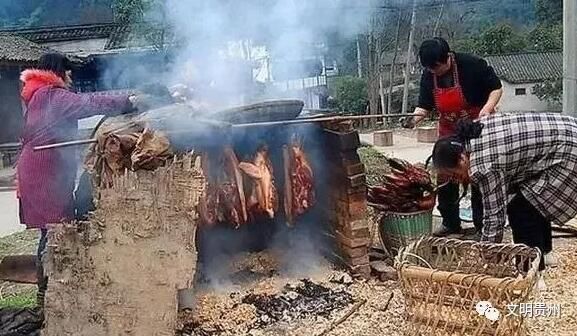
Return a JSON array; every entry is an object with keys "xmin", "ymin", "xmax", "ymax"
[
  {"xmin": 564, "ymin": 0, "xmax": 577, "ymax": 116},
  {"xmin": 401, "ymin": 0, "xmax": 417, "ymax": 115},
  {"xmin": 356, "ymin": 35, "xmax": 363, "ymax": 78}
]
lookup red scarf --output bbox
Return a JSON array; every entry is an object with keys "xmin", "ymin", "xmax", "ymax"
[{"xmin": 20, "ymin": 69, "xmax": 67, "ymax": 104}]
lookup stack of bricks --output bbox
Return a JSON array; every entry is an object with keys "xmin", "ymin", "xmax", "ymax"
[{"xmin": 322, "ymin": 121, "xmax": 371, "ymax": 278}]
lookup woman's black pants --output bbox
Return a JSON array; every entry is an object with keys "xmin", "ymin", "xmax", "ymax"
[
  {"xmin": 437, "ymin": 183, "xmax": 483, "ymax": 232},
  {"xmin": 37, "ymin": 228, "xmax": 48, "ymax": 307},
  {"xmin": 507, "ymin": 193, "xmax": 552, "ymax": 271}
]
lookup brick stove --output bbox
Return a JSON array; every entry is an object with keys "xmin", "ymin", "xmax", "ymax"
[{"xmin": 321, "ymin": 121, "xmax": 371, "ymax": 277}]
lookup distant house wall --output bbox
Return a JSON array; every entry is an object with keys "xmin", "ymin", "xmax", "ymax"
[
  {"xmin": 497, "ymin": 80, "xmax": 552, "ymax": 113},
  {"xmin": 0, "ymin": 66, "xmax": 24, "ymax": 143},
  {"xmin": 44, "ymin": 39, "xmax": 108, "ymax": 54}
]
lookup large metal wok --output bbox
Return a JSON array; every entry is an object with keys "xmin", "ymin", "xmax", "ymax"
[{"xmin": 210, "ymin": 99, "xmax": 304, "ymax": 124}]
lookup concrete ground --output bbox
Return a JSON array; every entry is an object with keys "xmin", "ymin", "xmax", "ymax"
[
  {"xmin": 0, "ymin": 190, "xmax": 24, "ymax": 237},
  {"xmin": 359, "ymin": 130, "xmax": 433, "ymax": 164}
]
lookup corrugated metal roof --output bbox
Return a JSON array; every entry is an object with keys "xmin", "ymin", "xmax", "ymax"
[
  {"xmin": 485, "ymin": 51, "xmax": 562, "ymax": 84},
  {"xmin": 0, "ymin": 34, "xmax": 49, "ymax": 63}
]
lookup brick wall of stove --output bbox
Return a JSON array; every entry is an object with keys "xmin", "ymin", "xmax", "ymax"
[{"xmin": 321, "ymin": 122, "xmax": 371, "ymax": 278}]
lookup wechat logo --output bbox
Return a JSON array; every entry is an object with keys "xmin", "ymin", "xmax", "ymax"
[{"xmin": 475, "ymin": 301, "xmax": 501, "ymax": 322}]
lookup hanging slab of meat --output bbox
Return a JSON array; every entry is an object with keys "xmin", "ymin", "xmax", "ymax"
[
  {"xmin": 198, "ymin": 147, "xmax": 247, "ymax": 228},
  {"xmin": 283, "ymin": 137, "xmax": 315, "ymax": 226},
  {"xmin": 198, "ymin": 153, "xmax": 219, "ymax": 227},
  {"xmin": 239, "ymin": 145, "xmax": 278, "ymax": 219},
  {"xmin": 131, "ymin": 128, "xmax": 173, "ymax": 171},
  {"xmin": 220, "ymin": 146, "xmax": 248, "ymax": 227},
  {"xmin": 90, "ymin": 132, "xmax": 139, "ymax": 188}
]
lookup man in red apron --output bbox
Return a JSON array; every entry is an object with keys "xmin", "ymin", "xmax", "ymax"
[{"xmin": 405, "ymin": 37, "xmax": 503, "ymax": 237}]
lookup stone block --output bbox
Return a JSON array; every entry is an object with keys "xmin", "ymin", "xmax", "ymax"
[
  {"xmin": 417, "ymin": 126, "xmax": 438, "ymax": 143},
  {"xmin": 373, "ymin": 130, "xmax": 393, "ymax": 147}
]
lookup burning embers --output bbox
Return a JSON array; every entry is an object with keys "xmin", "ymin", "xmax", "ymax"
[
  {"xmin": 178, "ymin": 279, "xmax": 355, "ymax": 336},
  {"xmin": 243, "ymin": 279, "xmax": 354, "ymax": 328},
  {"xmin": 199, "ymin": 136, "xmax": 315, "ymax": 228}
]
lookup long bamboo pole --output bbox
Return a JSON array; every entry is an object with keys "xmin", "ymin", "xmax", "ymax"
[{"xmin": 33, "ymin": 113, "xmax": 418, "ymax": 151}]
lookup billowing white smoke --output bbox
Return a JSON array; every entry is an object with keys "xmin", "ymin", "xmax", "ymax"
[{"xmin": 162, "ymin": 0, "xmax": 373, "ymax": 107}]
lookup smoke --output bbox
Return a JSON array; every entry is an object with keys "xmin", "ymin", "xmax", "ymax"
[
  {"xmin": 97, "ymin": 1, "xmax": 373, "ymax": 288},
  {"xmin": 159, "ymin": 0, "xmax": 373, "ymax": 107}
]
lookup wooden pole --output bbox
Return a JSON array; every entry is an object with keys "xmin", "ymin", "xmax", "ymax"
[
  {"xmin": 34, "ymin": 114, "xmax": 418, "ymax": 151},
  {"xmin": 401, "ymin": 0, "xmax": 417, "ymax": 115}
]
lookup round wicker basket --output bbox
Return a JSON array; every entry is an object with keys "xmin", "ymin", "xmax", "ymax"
[
  {"xmin": 378, "ymin": 210, "xmax": 433, "ymax": 257},
  {"xmin": 395, "ymin": 237, "xmax": 541, "ymax": 336}
]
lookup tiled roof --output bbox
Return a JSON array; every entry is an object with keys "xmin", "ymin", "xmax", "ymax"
[
  {"xmin": 1, "ymin": 23, "xmax": 171, "ymax": 52},
  {"xmin": 2, "ymin": 23, "xmax": 120, "ymax": 44},
  {"xmin": 485, "ymin": 51, "xmax": 562, "ymax": 84},
  {"xmin": 0, "ymin": 34, "xmax": 49, "ymax": 63},
  {"xmin": 105, "ymin": 24, "xmax": 175, "ymax": 50}
]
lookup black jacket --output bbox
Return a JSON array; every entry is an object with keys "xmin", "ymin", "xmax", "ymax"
[{"xmin": 418, "ymin": 52, "xmax": 502, "ymax": 111}]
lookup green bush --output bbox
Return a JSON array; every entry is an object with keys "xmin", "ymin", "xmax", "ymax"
[{"xmin": 331, "ymin": 76, "xmax": 368, "ymax": 115}]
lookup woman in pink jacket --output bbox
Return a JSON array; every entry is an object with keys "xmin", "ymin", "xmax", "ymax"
[{"xmin": 18, "ymin": 53, "xmax": 136, "ymax": 306}]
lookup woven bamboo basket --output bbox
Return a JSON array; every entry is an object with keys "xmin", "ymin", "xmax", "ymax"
[
  {"xmin": 378, "ymin": 210, "xmax": 433, "ymax": 256},
  {"xmin": 395, "ymin": 237, "xmax": 541, "ymax": 336}
]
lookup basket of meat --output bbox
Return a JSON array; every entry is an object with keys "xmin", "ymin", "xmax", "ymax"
[{"xmin": 367, "ymin": 158, "xmax": 435, "ymax": 256}]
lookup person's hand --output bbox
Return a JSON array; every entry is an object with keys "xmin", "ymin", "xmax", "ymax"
[
  {"xmin": 400, "ymin": 117, "xmax": 415, "ymax": 129},
  {"xmin": 476, "ymin": 107, "xmax": 493, "ymax": 120},
  {"xmin": 128, "ymin": 94, "xmax": 155, "ymax": 113}
]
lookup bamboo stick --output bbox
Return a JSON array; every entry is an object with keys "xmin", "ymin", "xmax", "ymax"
[
  {"xmin": 34, "ymin": 114, "xmax": 417, "ymax": 151},
  {"xmin": 233, "ymin": 113, "xmax": 416, "ymax": 128},
  {"xmin": 315, "ymin": 299, "xmax": 367, "ymax": 336},
  {"xmin": 34, "ymin": 138, "xmax": 97, "ymax": 150}
]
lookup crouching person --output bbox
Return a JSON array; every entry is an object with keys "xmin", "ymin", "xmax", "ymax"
[{"xmin": 430, "ymin": 114, "xmax": 577, "ymax": 273}]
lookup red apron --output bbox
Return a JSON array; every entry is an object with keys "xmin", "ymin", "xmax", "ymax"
[{"xmin": 433, "ymin": 55, "xmax": 481, "ymax": 137}]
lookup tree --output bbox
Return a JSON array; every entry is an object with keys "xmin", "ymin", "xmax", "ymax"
[
  {"xmin": 112, "ymin": 0, "xmax": 151, "ymax": 24},
  {"xmin": 535, "ymin": 0, "xmax": 562, "ymax": 26},
  {"xmin": 456, "ymin": 24, "xmax": 527, "ymax": 56},
  {"xmin": 527, "ymin": 24, "xmax": 562, "ymax": 52},
  {"xmin": 331, "ymin": 76, "xmax": 368, "ymax": 115},
  {"xmin": 112, "ymin": 0, "xmax": 171, "ymax": 52},
  {"xmin": 533, "ymin": 79, "xmax": 562, "ymax": 106}
]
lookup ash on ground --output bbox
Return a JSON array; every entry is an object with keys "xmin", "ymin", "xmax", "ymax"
[
  {"xmin": 243, "ymin": 279, "xmax": 354, "ymax": 328},
  {"xmin": 176, "ymin": 252, "xmax": 357, "ymax": 336}
]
